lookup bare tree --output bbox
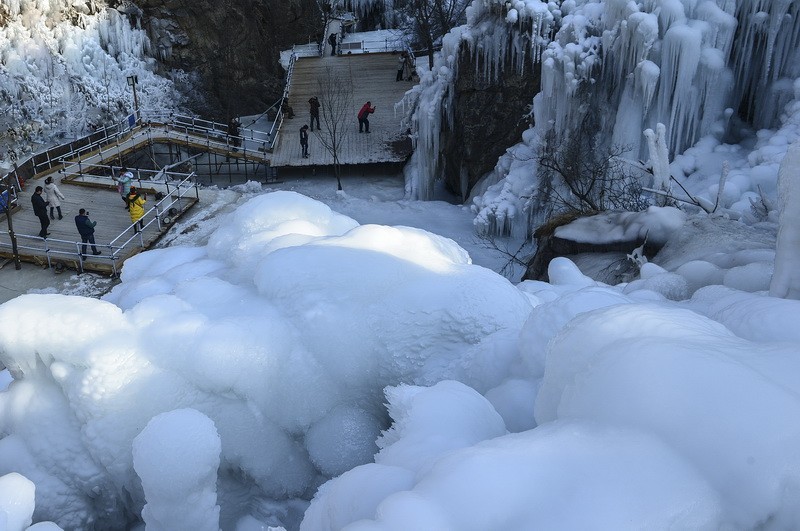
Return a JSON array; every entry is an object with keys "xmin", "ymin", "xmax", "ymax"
[
  {"xmin": 396, "ymin": 0, "xmax": 470, "ymax": 69},
  {"xmin": 538, "ymin": 112, "xmax": 649, "ymax": 215},
  {"xmin": 315, "ymin": 66, "xmax": 354, "ymax": 191}
]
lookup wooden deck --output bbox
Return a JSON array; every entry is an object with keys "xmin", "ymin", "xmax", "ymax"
[
  {"xmin": 270, "ymin": 52, "xmax": 414, "ymax": 167},
  {"xmin": 0, "ymin": 176, "xmax": 197, "ymax": 275}
]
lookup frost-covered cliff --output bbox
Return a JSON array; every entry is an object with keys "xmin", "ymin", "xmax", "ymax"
[
  {"xmin": 404, "ymin": 0, "xmax": 800, "ymax": 236},
  {"xmin": 0, "ymin": 0, "xmax": 183, "ymax": 167}
]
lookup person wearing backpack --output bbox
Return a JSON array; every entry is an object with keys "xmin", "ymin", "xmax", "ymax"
[
  {"xmin": 128, "ymin": 187, "xmax": 147, "ymax": 233},
  {"xmin": 114, "ymin": 167, "xmax": 133, "ymax": 209}
]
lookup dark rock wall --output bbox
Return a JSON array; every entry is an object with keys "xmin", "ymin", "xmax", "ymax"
[
  {"xmin": 440, "ymin": 46, "xmax": 540, "ymax": 200},
  {"xmin": 138, "ymin": 0, "xmax": 321, "ymax": 119}
]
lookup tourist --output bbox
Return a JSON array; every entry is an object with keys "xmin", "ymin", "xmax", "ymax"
[
  {"xmin": 283, "ymin": 97, "xmax": 295, "ymax": 119},
  {"xmin": 30, "ymin": 186, "xmax": 50, "ymax": 238},
  {"xmin": 358, "ymin": 101, "xmax": 376, "ymax": 133},
  {"xmin": 43, "ymin": 176, "xmax": 66, "ymax": 220},
  {"xmin": 228, "ymin": 117, "xmax": 241, "ymax": 149},
  {"xmin": 308, "ymin": 96, "xmax": 320, "ymax": 131},
  {"xmin": 396, "ymin": 53, "xmax": 406, "ymax": 82},
  {"xmin": 300, "ymin": 124, "xmax": 309, "ymax": 158},
  {"xmin": 114, "ymin": 167, "xmax": 133, "ymax": 209},
  {"xmin": 128, "ymin": 187, "xmax": 147, "ymax": 233},
  {"xmin": 328, "ymin": 33, "xmax": 337, "ymax": 56},
  {"xmin": 74, "ymin": 208, "xmax": 101, "ymax": 257}
]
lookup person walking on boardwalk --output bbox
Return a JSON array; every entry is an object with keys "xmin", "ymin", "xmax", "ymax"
[
  {"xmin": 358, "ymin": 101, "xmax": 376, "ymax": 133},
  {"xmin": 228, "ymin": 117, "xmax": 241, "ymax": 150},
  {"xmin": 43, "ymin": 176, "xmax": 66, "ymax": 220},
  {"xmin": 328, "ymin": 32, "xmax": 337, "ymax": 56},
  {"xmin": 75, "ymin": 208, "xmax": 101, "ymax": 257},
  {"xmin": 282, "ymin": 97, "xmax": 295, "ymax": 119},
  {"xmin": 308, "ymin": 96, "xmax": 321, "ymax": 131},
  {"xmin": 300, "ymin": 124, "xmax": 310, "ymax": 158},
  {"xmin": 403, "ymin": 53, "xmax": 414, "ymax": 81},
  {"xmin": 114, "ymin": 167, "xmax": 133, "ymax": 209},
  {"xmin": 128, "ymin": 186, "xmax": 147, "ymax": 233},
  {"xmin": 396, "ymin": 52, "xmax": 406, "ymax": 82},
  {"xmin": 31, "ymin": 186, "xmax": 50, "ymax": 238}
]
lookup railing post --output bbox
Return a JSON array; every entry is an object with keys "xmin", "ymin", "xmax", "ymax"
[{"xmin": 76, "ymin": 242, "xmax": 85, "ymax": 273}]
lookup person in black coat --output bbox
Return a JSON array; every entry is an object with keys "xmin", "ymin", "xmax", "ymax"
[
  {"xmin": 31, "ymin": 186, "xmax": 50, "ymax": 238},
  {"xmin": 75, "ymin": 208, "xmax": 101, "ymax": 257},
  {"xmin": 228, "ymin": 117, "xmax": 241, "ymax": 149},
  {"xmin": 300, "ymin": 124, "xmax": 309, "ymax": 158},
  {"xmin": 308, "ymin": 96, "xmax": 321, "ymax": 131},
  {"xmin": 328, "ymin": 32, "xmax": 337, "ymax": 56}
]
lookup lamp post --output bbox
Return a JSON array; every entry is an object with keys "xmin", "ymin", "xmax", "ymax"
[{"xmin": 127, "ymin": 75, "xmax": 139, "ymax": 121}]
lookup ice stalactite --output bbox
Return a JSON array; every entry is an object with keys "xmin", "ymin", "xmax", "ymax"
[
  {"xmin": 402, "ymin": 29, "xmax": 462, "ymax": 201},
  {"xmin": 403, "ymin": 0, "xmax": 555, "ymax": 200},
  {"xmin": 469, "ymin": 0, "xmax": 800, "ymax": 237},
  {"xmin": 770, "ymin": 141, "xmax": 800, "ymax": 299},
  {"xmin": 645, "ymin": 123, "xmax": 673, "ymax": 206},
  {"xmin": 729, "ymin": 0, "xmax": 800, "ymax": 128}
]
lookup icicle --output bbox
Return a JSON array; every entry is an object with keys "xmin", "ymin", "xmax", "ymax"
[
  {"xmin": 644, "ymin": 122, "xmax": 672, "ymax": 205},
  {"xmin": 636, "ymin": 59, "xmax": 660, "ymax": 115}
]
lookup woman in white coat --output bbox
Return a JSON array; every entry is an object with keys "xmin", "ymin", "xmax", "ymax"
[{"xmin": 43, "ymin": 176, "xmax": 66, "ymax": 220}]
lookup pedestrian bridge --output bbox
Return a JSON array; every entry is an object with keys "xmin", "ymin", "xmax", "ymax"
[
  {"xmin": 0, "ymin": 25, "xmax": 417, "ymax": 275},
  {"xmin": 0, "ymin": 113, "xmax": 274, "ymax": 275}
]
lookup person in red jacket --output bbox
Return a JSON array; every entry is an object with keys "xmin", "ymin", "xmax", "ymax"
[{"xmin": 358, "ymin": 101, "xmax": 376, "ymax": 133}]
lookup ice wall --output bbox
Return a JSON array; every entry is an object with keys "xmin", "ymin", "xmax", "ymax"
[
  {"xmin": 458, "ymin": 0, "xmax": 800, "ymax": 235},
  {"xmin": 0, "ymin": 0, "xmax": 182, "ymax": 167},
  {"xmin": 402, "ymin": 0, "xmax": 555, "ymax": 200}
]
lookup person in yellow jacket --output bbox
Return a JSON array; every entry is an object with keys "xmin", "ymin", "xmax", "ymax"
[{"xmin": 127, "ymin": 187, "xmax": 147, "ymax": 233}]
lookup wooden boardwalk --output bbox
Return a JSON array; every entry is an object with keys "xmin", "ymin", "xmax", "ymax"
[
  {"xmin": 0, "ymin": 48, "xmax": 419, "ymax": 274},
  {"xmin": 270, "ymin": 52, "xmax": 414, "ymax": 167},
  {"xmin": 0, "ymin": 176, "xmax": 197, "ymax": 275}
]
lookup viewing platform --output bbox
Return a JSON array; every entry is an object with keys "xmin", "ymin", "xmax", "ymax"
[{"xmin": 270, "ymin": 53, "xmax": 414, "ymax": 168}]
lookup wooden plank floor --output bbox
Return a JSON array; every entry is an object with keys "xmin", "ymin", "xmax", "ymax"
[
  {"xmin": 0, "ymin": 177, "xmax": 197, "ymax": 275},
  {"xmin": 270, "ymin": 52, "xmax": 414, "ymax": 167}
]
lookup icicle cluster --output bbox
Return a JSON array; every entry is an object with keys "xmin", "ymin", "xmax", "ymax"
[
  {"xmin": 403, "ymin": 0, "xmax": 557, "ymax": 200},
  {"xmin": 466, "ymin": 0, "xmax": 800, "ymax": 237},
  {"xmin": 0, "ymin": 0, "xmax": 182, "ymax": 166}
]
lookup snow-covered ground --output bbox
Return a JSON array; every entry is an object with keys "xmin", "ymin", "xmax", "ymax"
[
  {"xmin": 1, "ymin": 0, "xmax": 799, "ymax": 529},
  {"xmin": 0, "ymin": 155, "xmax": 799, "ymax": 530}
]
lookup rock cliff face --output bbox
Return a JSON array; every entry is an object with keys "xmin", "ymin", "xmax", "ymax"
[
  {"xmin": 440, "ymin": 47, "xmax": 540, "ymax": 200},
  {"xmin": 138, "ymin": 0, "xmax": 320, "ymax": 119}
]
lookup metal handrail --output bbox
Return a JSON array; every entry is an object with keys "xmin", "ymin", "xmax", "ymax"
[
  {"xmin": 0, "ymin": 112, "xmax": 140, "ymax": 191},
  {"xmin": 108, "ymin": 173, "xmax": 198, "ymax": 259},
  {"xmin": 339, "ymin": 36, "xmax": 407, "ymax": 54},
  {"xmin": 0, "ymin": 171, "xmax": 199, "ymax": 275},
  {"xmin": 269, "ymin": 50, "xmax": 298, "ymax": 149},
  {"xmin": 141, "ymin": 112, "xmax": 275, "ymax": 154}
]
